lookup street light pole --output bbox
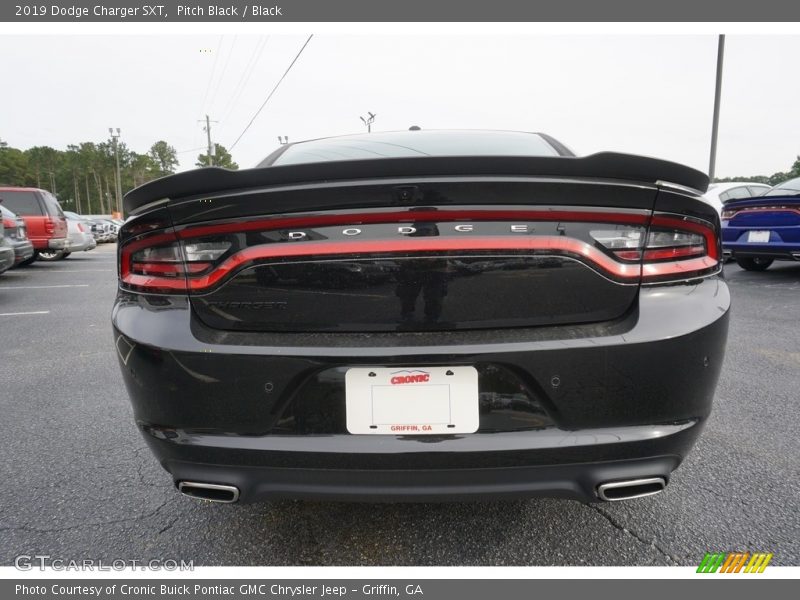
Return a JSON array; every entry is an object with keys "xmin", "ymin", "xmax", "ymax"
[
  {"xmin": 109, "ymin": 127, "xmax": 123, "ymax": 215},
  {"xmin": 708, "ymin": 35, "xmax": 725, "ymax": 181}
]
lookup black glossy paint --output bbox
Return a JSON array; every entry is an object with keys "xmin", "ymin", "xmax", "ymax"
[
  {"xmin": 192, "ymin": 255, "xmax": 636, "ymax": 333},
  {"xmin": 124, "ymin": 151, "xmax": 707, "ymax": 214},
  {"xmin": 114, "ymin": 145, "xmax": 727, "ymax": 502},
  {"xmin": 113, "ymin": 269, "xmax": 729, "ymax": 501},
  {"xmin": 166, "ymin": 178, "xmax": 657, "ymax": 227}
]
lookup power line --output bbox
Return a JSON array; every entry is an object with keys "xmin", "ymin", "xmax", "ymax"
[
  {"xmin": 230, "ymin": 34, "xmax": 314, "ymax": 150},
  {"xmin": 208, "ymin": 35, "xmax": 238, "ymax": 116},
  {"xmin": 176, "ymin": 146, "xmax": 207, "ymax": 154},
  {"xmin": 199, "ymin": 35, "xmax": 224, "ymax": 117},
  {"xmin": 220, "ymin": 36, "xmax": 270, "ymax": 125}
]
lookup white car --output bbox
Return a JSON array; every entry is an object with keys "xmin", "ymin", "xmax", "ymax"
[{"xmin": 703, "ymin": 182, "xmax": 771, "ymax": 217}]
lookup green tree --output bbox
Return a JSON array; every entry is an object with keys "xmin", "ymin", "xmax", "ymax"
[
  {"xmin": 25, "ymin": 146, "xmax": 62, "ymax": 191},
  {"xmin": 789, "ymin": 156, "xmax": 800, "ymax": 179},
  {"xmin": 196, "ymin": 143, "xmax": 238, "ymax": 169},
  {"xmin": 148, "ymin": 141, "xmax": 178, "ymax": 176},
  {"xmin": 0, "ymin": 146, "xmax": 30, "ymax": 186}
]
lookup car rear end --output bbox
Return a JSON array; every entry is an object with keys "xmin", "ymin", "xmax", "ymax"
[
  {"xmin": 113, "ymin": 132, "xmax": 728, "ymax": 504},
  {"xmin": 0, "ymin": 217, "xmax": 15, "ymax": 274},
  {"xmin": 0, "ymin": 206, "xmax": 34, "ymax": 267},
  {"xmin": 0, "ymin": 188, "xmax": 68, "ymax": 262},
  {"xmin": 722, "ymin": 181, "xmax": 800, "ymax": 269},
  {"xmin": 66, "ymin": 215, "xmax": 97, "ymax": 252}
]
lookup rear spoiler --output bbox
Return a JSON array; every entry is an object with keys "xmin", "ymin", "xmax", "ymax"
[
  {"xmin": 124, "ymin": 152, "xmax": 709, "ymax": 214},
  {"xmin": 722, "ymin": 194, "xmax": 800, "ymax": 209}
]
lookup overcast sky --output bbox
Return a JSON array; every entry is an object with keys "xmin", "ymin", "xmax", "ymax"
[{"xmin": 1, "ymin": 34, "xmax": 798, "ymax": 177}]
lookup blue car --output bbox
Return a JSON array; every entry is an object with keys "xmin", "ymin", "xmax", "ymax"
[{"xmin": 722, "ymin": 176, "xmax": 800, "ymax": 271}]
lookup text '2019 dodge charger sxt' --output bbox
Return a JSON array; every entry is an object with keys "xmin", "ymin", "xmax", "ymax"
[{"xmin": 113, "ymin": 130, "xmax": 729, "ymax": 504}]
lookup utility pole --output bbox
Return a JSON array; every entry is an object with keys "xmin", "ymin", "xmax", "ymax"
[
  {"xmin": 109, "ymin": 128, "xmax": 122, "ymax": 214},
  {"xmin": 709, "ymin": 35, "xmax": 725, "ymax": 181},
  {"xmin": 360, "ymin": 112, "xmax": 376, "ymax": 133},
  {"xmin": 199, "ymin": 115, "xmax": 218, "ymax": 166}
]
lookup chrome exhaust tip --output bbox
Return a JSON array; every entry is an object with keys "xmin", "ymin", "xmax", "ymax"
[
  {"xmin": 597, "ymin": 477, "xmax": 666, "ymax": 502},
  {"xmin": 177, "ymin": 481, "xmax": 240, "ymax": 503}
]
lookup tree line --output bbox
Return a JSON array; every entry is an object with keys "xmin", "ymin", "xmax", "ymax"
[
  {"xmin": 0, "ymin": 137, "xmax": 238, "ymax": 215},
  {"xmin": 714, "ymin": 156, "xmax": 800, "ymax": 186}
]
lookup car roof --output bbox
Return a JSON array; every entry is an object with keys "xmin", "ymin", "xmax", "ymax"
[
  {"xmin": 704, "ymin": 181, "xmax": 771, "ymax": 200},
  {"xmin": 707, "ymin": 181, "xmax": 770, "ymax": 192},
  {"xmin": 0, "ymin": 186, "xmax": 45, "ymax": 192}
]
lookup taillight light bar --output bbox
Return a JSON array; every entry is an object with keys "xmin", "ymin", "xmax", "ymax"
[
  {"xmin": 118, "ymin": 209, "xmax": 720, "ymax": 293},
  {"xmin": 722, "ymin": 205, "xmax": 800, "ymax": 220}
]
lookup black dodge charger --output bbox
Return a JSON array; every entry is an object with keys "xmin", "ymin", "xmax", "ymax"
[{"xmin": 113, "ymin": 130, "xmax": 729, "ymax": 504}]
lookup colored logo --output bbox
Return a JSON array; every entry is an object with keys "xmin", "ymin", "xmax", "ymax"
[
  {"xmin": 697, "ymin": 552, "xmax": 773, "ymax": 573},
  {"xmin": 390, "ymin": 370, "xmax": 431, "ymax": 385}
]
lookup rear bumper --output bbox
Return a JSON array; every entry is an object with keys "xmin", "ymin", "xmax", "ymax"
[
  {"xmin": 723, "ymin": 241, "xmax": 800, "ymax": 261},
  {"xmin": 0, "ymin": 246, "xmax": 14, "ymax": 273},
  {"xmin": 67, "ymin": 234, "xmax": 96, "ymax": 252},
  {"xmin": 113, "ymin": 275, "xmax": 730, "ymax": 502},
  {"xmin": 722, "ymin": 226, "xmax": 800, "ymax": 260},
  {"xmin": 165, "ymin": 455, "xmax": 682, "ymax": 503},
  {"xmin": 47, "ymin": 237, "xmax": 68, "ymax": 250},
  {"xmin": 11, "ymin": 239, "xmax": 35, "ymax": 264}
]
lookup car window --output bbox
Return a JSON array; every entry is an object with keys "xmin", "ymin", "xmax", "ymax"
[
  {"xmin": 0, "ymin": 190, "xmax": 44, "ymax": 215},
  {"xmin": 270, "ymin": 131, "xmax": 561, "ymax": 166},
  {"xmin": 747, "ymin": 185, "xmax": 769, "ymax": 197},
  {"xmin": 724, "ymin": 186, "xmax": 752, "ymax": 200},
  {"xmin": 42, "ymin": 192, "xmax": 65, "ymax": 217}
]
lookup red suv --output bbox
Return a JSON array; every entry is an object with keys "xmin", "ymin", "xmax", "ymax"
[{"xmin": 0, "ymin": 187, "xmax": 68, "ymax": 264}]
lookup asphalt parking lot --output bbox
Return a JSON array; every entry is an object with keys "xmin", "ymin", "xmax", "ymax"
[{"xmin": 1, "ymin": 245, "xmax": 798, "ymax": 566}]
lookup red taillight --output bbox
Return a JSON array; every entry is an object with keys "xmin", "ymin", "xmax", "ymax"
[
  {"xmin": 45, "ymin": 217, "xmax": 55, "ymax": 234},
  {"xmin": 119, "ymin": 209, "xmax": 720, "ymax": 293},
  {"xmin": 131, "ymin": 261, "xmax": 211, "ymax": 276},
  {"xmin": 592, "ymin": 214, "xmax": 720, "ymax": 282},
  {"xmin": 77, "ymin": 223, "xmax": 85, "ymax": 233},
  {"xmin": 2, "ymin": 218, "xmax": 14, "ymax": 229},
  {"xmin": 722, "ymin": 205, "xmax": 800, "ymax": 221},
  {"xmin": 640, "ymin": 215, "xmax": 719, "ymax": 282},
  {"xmin": 120, "ymin": 233, "xmax": 231, "ymax": 292},
  {"xmin": 642, "ymin": 245, "xmax": 705, "ymax": 261}
]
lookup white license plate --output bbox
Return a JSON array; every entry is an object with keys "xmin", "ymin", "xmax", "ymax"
[
  {"xmin": 747, "ymin": 230, "xmax": 770, "ymax": 243},
  {"xmin": 345, "ymin": 366, "xmax": 479, "ymax": 435}
]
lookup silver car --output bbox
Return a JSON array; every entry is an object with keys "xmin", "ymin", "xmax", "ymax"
[{"xmin": 38, "ymin": 211, "xmax": 97, "ymax": 260}]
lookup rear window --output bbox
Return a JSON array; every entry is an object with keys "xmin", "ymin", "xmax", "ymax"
[
  {"xmin": 765, "ymin": 177, "xmax": 800, "ymax": 196},
  {"xmin": 269, "ymin": 131, "xmax": 561, "ymax": 166},
  {"xmin": 722, "ymin": 186, "xmax": 752, "ymax": 201},
  {"xmin": 0, "ymin": 190, "xmax": 43, "ymax": 216},
  {"xmin": 41, "ymin": 192, "xmax": 64, "ymax": 217}
]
